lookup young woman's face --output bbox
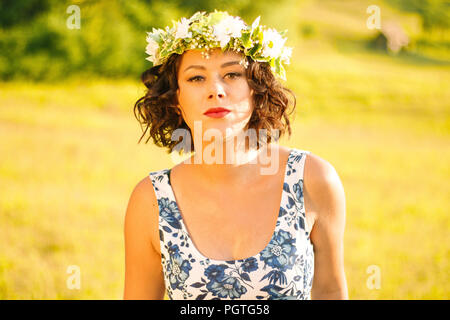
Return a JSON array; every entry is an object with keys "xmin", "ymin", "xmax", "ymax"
[{"xmin": 176, "ymin": 48, "xmax": 254, "ymax": 141}]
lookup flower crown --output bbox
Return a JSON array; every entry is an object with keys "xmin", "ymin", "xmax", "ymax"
[{"xmin": 145, "ymin": 10, "xmax": 293, "ymax": 80}]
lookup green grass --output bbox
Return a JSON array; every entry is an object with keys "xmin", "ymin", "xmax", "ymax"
[{"xmin": 0, "ymin": 0, "xmax": 449, "ymax": 299}]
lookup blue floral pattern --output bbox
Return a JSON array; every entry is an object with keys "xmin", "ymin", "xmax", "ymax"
[
  {"xmin": 149, "ymin": 148, "xmax": 314, "ymax": 300},
  {"xmin": 166, "ymin": 243, "xmax": 192, "ymax": 290}
]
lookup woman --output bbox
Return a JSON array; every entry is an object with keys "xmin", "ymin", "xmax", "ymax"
[{"xmin": 124, "ymin": 11, "xmax": 348, "ymax": 300}]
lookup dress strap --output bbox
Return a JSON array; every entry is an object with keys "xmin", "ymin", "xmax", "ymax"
[
  {"xmin": 282, "ymin": 148, "xmax": 310, "ymax": 236},
  {"xmin": 285, "ymin": 149, "xmax": 309, "ymax": 183},
  {"xmin": 149, "ymin": 169, "xmax": 172, "ymax": 200}
]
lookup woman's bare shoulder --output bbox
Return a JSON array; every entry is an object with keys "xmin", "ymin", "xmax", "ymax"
[
  {"xmin": 123, "ymin": 176, "xmax": 165, "ymax": 299},
  {"xmin": 125, "ymin": 176, "xmax": 161, "ymax": 254},
  {"xmin": 304, "ymin": 152, "xmax": 342, "ymax": 186},
  {"xmin": 131, "ymin": 176, "xmax": 158, "ymax": 208},
  {"xmin": 303, "ymin": 151, "xmax": 346, "ymax": 220},
  {"xmin": 304, "ymin": 152, "xmax": 333, "ymax": 178}
]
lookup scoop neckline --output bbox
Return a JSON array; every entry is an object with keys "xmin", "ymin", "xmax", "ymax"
[{"xmin": 163, "ymin": 148, "xmax": 294, "ymax": 263}]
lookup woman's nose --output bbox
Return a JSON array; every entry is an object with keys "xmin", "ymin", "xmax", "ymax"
[{"xmin": 207, "ymin": 80, "xmax": 226, "ymax": 100}]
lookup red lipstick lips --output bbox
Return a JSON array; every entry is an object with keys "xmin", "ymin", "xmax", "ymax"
[{"xmin": 203, "ymin": 107, "xmax": 231, "ymax": 118}]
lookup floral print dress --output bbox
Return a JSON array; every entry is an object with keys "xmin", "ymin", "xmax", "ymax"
[{"xmin": 149, "ymin": 148, "xmax": 314, "ymax": 300}]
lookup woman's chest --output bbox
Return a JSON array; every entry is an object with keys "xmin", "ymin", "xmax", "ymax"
[
  {"xmin": 153, "ymin": 178, "xmax": 316, "ymax": 262},
  {"xmin": 155, "ymin": 149, "xmax": 316, "ymax": 261},
  {"xmin": 174, "ymin": 182, "xmax": 284, "ymax": 261}
]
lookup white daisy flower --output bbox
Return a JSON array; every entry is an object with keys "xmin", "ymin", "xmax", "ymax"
[
  {"xmin": 174, "ymin": 18, "xmax": 192, "ymax": 40},
  {"xmin": 212, "ymin": 15, "xmax": 246, "ymax": 47},
  {"xmin": 227, "ymin": 16, "xmax": 246, "ymax": 38},
  {"xmin": 145, "ymin": 33, "xmax": 160, "ymax": 63},
  {"xmin": 213, "ymin": 24, "xmax": 231, "ymax": 47},
  {"xmin": 261, "ymin": 28, "xmax": 286, "ymax": 58}
]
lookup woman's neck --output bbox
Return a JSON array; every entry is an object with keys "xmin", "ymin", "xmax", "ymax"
[{"xmin": 183, "ymin": 141, "xmax": 281, "ymax": 187}]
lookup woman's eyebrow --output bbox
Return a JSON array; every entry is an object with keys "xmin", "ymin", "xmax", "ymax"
[{"xmin": 183, "ymin": 60, "xmax": 242, "ymax": 73}]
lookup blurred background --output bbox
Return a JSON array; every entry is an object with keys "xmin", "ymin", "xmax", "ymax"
[{"xmin": 0, "ymin": 0, "xmax": 448, "ymax": 299}]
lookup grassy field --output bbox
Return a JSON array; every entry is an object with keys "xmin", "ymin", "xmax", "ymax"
[{"xmin": 0, "ymin": 0, "xmax": 449, "ymax": 299}]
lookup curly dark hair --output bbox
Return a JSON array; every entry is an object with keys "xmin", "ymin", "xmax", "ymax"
[{"xmin": 133, "ymin": 50, "xmax": 296, "ymax": 155}]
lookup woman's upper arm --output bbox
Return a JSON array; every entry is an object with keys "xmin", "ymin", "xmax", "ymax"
[
  {"xmin": 305, "ymin": 153, "xmax": 348, "ymax": 299},
  {"xmin": 123, "ymin": 177, "xmax": 165, "ymax": 300}
]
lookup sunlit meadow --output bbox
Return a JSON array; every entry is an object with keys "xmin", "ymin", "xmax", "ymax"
[{"xmin": 0, "ymin": 0, "xmax": 449, "ymax": 299}]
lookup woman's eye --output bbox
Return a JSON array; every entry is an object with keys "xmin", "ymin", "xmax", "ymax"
[
  {"xmin": 187, "ymin": 72, "xmax": 242, "ymax": 82},
  {"xmin": 187, "ymin": 76, "xmax": 204, "ymax": 82},
  {"xmin": 225, "ymin": 72, "xmax": 242, "ymax": 79}
]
